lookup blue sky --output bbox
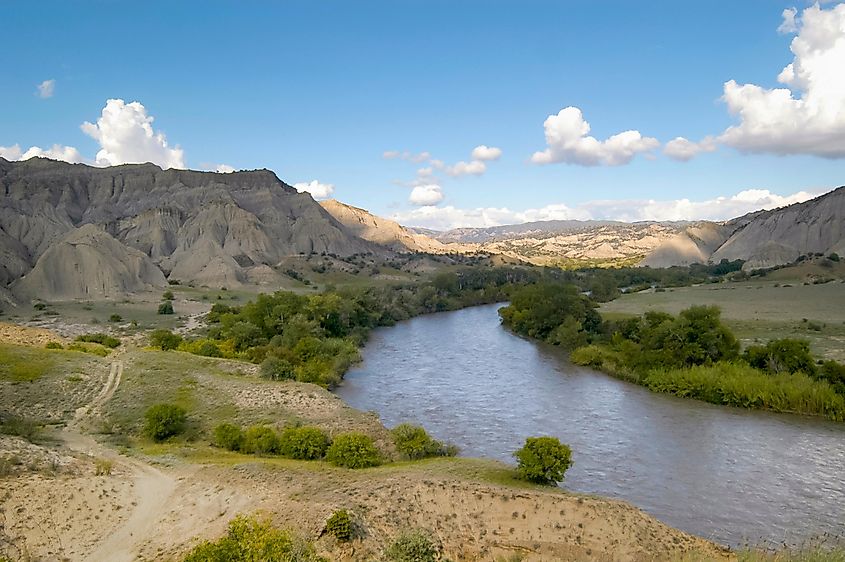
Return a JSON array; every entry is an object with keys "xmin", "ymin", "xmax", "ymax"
[{"xmin": 2, "ymin": 1, "xmax": 844, "ymax": 229}]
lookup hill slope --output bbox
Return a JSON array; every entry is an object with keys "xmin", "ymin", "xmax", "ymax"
[
  {"xmin": 642, "ymin": 187, "xmax": 845, "ymax": 270},
  {"xmin": 0, "ymin": 158, "xmax": 376, "ymax": 298}
]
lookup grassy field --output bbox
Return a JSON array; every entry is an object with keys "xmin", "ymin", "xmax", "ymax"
[{"xmin": 601, "ymin": 280, "xmax": 845, "ymax": 361}]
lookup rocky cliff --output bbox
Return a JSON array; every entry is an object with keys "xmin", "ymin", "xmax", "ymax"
[{"xmin": 0, "ymin": 158, "xmax": 376, "ymax": 298}]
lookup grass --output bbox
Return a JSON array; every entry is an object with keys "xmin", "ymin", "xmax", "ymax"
[{"xmin": 0, "ymin": 344, "xmax": 55, "ymax": 381}]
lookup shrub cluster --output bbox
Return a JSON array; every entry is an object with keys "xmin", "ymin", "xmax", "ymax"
[
  {"xmin": 384, "ymin": 530, "xmax": 440, "ymax": 562},
  {"xmin": 75, "ymin": 333, "xmax": 121, "ymax": 348},
  {"xmin": 391, "ymin": 423, "xmax": 457, "ymax": 460},
  {"xmin": 149, "ymin": 329, "xmax": 183, "ymax": 351},
  {"xmin": 183, "ymin": 514, "xmax": 325, "ymax": 562},
  {"xmin": 213, "ymin": 423, "xmax": 332, "ymax": 461},
  {"xmin": 325, "ymin": 432, "xmax": 381, "ymax": 468}
]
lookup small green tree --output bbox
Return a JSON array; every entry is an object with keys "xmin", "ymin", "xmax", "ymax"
[
  {"xmin": 326, "ymin": 432, "xmax": 381, "ymax": 468},
  {"xmin": 143, "ymin": 403, "xmax": 187, "ymax": 441},
  {"xmin": 514, "ymin": 436, "xmax": 573, "ymax": 485},
  {"xmin": 325, "ymin": 509, "xmax": 353, "ymax": 542},
  {"xmin": 158, "ymin": 301, "xmax": 174, "ymax": 315},
  {"xmin": 278, "ymin": 426, "xmax": 330, "ymax": 460},
  {"xmin": 214, "ymin": 423, "xmax": 244, "ymax": 451},
  {"xmin": 150, "ymin": 329, "xmax": 183, "ymax": 351}
]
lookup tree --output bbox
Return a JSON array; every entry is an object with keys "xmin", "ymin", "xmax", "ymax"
[
  {"xmin": 158, "ymin": 301, "xmax": 174, "ymax": 315},
  {"xmin": 514, "ymin": 436, "xmax": 573, "ymax": 485},
  {"xmin": 144, "ymin": 403, "xmax": 187, "ymax": 441},
  {"xmin": 150, "ymin": 329, "xmax": 183, "ymax": 351},
  {"xmin": 744, "ymin": 339, "xmax": 817, "ymax": 375},
  {"xmin": 326, "ymin": 432, "xmax": 381, "ymax": 468}
]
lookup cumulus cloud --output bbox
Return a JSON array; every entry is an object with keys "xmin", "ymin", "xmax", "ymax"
[
  {"xmin": 471, "ymin": 145, "xmax": 502, "ymax": 161},
  {"xmin": 383, "ymin": 150, "xmax": 431, "ymax": 163},
  {"xmin": 81, "ymin": 99, "xmax": 185, "ymax": 168},
  {"xmin": 36, "ymin": 79, "xmax": 55, "ymax": 99},
  {"xmin": 445, "ymin": 160, "xmax": 487, "ymax": 177},
  {"xmin": 717, "ymin": 3, "xmax": 845, "ymax": 158},
  {"xmin": 294, "ymin": 180, "xmax": 335, "ymax": 200},
  {"xmin": 409, "ymin": 184, "xmax": 444, "ymax": 206},
  {"xmin": 778, "ymin": 7, "xmax": 799, "ymax": 34},
  {"xmin": 391, "ymin": 188, "xmax": 823, "ymax": 230},
  {"xmin": 215, "ymin": 164, "xmax": 236, "ymax": 173},
  {"xmin": 530, "ymin": 106, "xmax": 659, "ymax": 166},
  {"xmin": 664, "ymin": 136, "xmax": 718, "ymax": 161},
  {"xmin": 0, "ymin": 143, "xmax": 86, "ymax": 164}
]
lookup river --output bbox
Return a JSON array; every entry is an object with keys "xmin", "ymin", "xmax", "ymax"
[{"xmin": 335, "ymin": 303, "xmax": 845, "ymax": 548}]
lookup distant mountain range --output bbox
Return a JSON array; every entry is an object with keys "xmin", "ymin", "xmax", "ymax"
[{"xmin": 2, "ymin": 157, "xmax": 842, "ymax": 301}]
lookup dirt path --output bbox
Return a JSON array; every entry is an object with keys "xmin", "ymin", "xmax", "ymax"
[{"xmin": 62, "ymin": 354, "xmax": 177, "ymax": 562}]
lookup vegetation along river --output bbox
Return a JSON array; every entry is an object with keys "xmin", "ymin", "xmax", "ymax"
[{"xmin": 336, "ymin": 303, "xmax": 845, "ymax": 548}]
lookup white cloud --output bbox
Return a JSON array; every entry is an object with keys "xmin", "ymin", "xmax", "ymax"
[
  {"xmin": 81, "ymin": 99, "xmax": 185, "ymax": 168},
  {"xmin": 778, "ymin": 7, "xmax": 799, "ymax": 34},
  {"xmin": 717, "ymin": 3, "xmax": 845, "ymax": 158},
  {"xmin": 0, "ymin": 145, "xmax": 23, "ymax": 160},
  {"xmin": 391, "ymin": 188, "xmax": 824, "ymax": 230},
  {"xmin": 20, "ymin": 144, "xmax": 85, "ymax": 163},
  {"xmin": 0, "ymin": 143, "xmax": 86, "ymax": 164},
  {"xmin": 383, "ymin": 150, "xmax": 431, "ymax": 163},
  {"xmin": 36, "ymin": 79, "xmax": 55, "ymax": 99},
  {"xmin": 215, "ymin": 164, "xmax": 236, "ymax": 173},
  {"xmin": 531, "ymin": 106, "xmax": 659, "ymax": 166},
  {"xmin": 471, "ymin": 145, "xmax": 502, "ymax": 161},
  {"xmin": 445, "ymin": 160, "xmax": 487, "ymax": 177},
  {"xmin": 664, "ymin": 136, "xmax": 718, "ymax": 161},
  {"xmin": 409, "ymin": 184, "xmax": 444, "ymax": 206},
  {"xmin": 294, "ymin": 180, "xmax": 335, "ymax": 200}
]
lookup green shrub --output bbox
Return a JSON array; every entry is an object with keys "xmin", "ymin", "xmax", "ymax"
[
  {"xmin": 278, "ymin": 426, "xmax": 330, "ymax": 460},
  {"xmin": 260, "ymin": 356, "xmax": 295, "ymax": 380},
  {"xmin": 242, "ymin": 425, "xmax": 279, "ymax": 455},
  {"xmin": 109, "ymin": 314, "xmax": 123, "ymax": 322},
  {"xmin": 644, "ymin": 362, "xmax": 845, "ymax": 421},
  {"xmin": 818, "ymin": 360, "xmax": 845, "ymax": 395},
  {"xmin": 325, "ymin": 509, "xmax": 353, "ymax": 541},
  {"xmin": 391, "ymin": 423, "xmax": 455, "ymax": 460},
  {"xmin": 75, "ymin": 333, "xmax": 121, "ymax": 348},
  {"xmin": 214, "ymin": 423, "xmax": 244, "ymax": 451},
  {"xmin": 744, "ymin": 339, "xmax": 817, "ymax": 375},
  {"xmin": 0, "ymin": 415, "xmax": 40, "ymax": 442},
  {"xmin": 183, "ymin": 514, "xmax": 325, "ymax": 562},
  {"xmin": 326, "ymin": 432, "xmax": 381, "ymax": 468},
  {"xmin": 143, "ymin": 403, "xmax": 187, "ymax": 441},
  {"xmin": 196, "ymin": 340, "xmax": 223, "ymax": 357},
  {"xmin": 158, "ymin": 301, "xmax": 174, "ymax": 315},
  {"xmin": 514, "ymin": 436, "xmax": 573, "ymax": 485},
  {"xmin": 384, "ymin": 530, "xmax": 439, "ymax": 562},
  {"xmin": 150, "ymin": 329, "xmax": 183, "ymax": 351},
  {"xmin": 163, "ymin": 290, "xmax": 175, "ymax": 301},
  {"xmin": 45, "ymin": 341, "xmax": 63, "ymax": 349}
]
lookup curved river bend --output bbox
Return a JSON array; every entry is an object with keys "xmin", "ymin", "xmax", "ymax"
[{"xmin": 336, "ymin": 304, "xmax": 845, "ymax": 548}]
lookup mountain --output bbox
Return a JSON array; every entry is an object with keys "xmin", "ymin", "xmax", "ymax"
[
  {"xmin": 0, "ymin": 158, "xmax": 376, "ymax": 299},
  {"xmin": 319, "ymin": 199, "xmax": 471, "ymax": 254},
  {"xmin": 642, "ymin": 187, "xmax": 845, "ymax": 270}
]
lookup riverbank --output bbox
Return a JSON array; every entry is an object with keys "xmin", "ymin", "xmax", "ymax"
[{"xmin": 0, "ymin": 322, "xmax": 732, "ymax": 561}]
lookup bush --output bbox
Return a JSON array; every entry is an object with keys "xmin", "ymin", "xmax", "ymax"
[
  {"xmin": 326, "ymin": 432, "xmax": 381, "ymax": 468},
  {"xmin": 143, "ymin": 403, "xmax": 187, "ymax": 441},
  {"xmin": 109, "ymin": 314, "xmax": 123, "ymax": 322},
  {"xmin": 242, "ymin": 425, "xmax": 279, "ymax": 455},
  {"xmin": 278, "ymin": 426, "xmax": 331, "ymax": 460},
  {"xmin": 150, "ymin": 329, "xmax": 183, "ymax": 351},
  {"xmin": 183, "ymin": 514, "xmax": 324, "ymax": 562},
  {"xmin": 214, "ymin": 423, "xmax": 244, "ymax": 451},
  {"xmin": 75, "ymin": 333, "xmax": 121, "ymax": 348},
  {"xmin": 514, "ymin": 436, "xmax": 573, "ymax": 485},
  {"xmin": 325, "ymin": 509, "xmax": 353, "ymax": 541},
  {"xmin": 384, "ymin": 530, "xmax": 439, "ymax": 562},
  {"xmin": 391, "ymin": 423, "xmax": 455, "ymax": 460},
  {"xmin": 744, "ymin": 338, "xmax": 817, "ymax": 375},
  {"xmin": 45, "ymin": 341, "xmax": 63, "ymax": 349},
  {"xmin": 162, "ymin": 290, "xmax": 175, "ymax": 301},
  {"xmin": 95, "ymin": 458, "xmax": 114, "ymax": 476},
  {"xmin": 158, "ymin": 301, "xmax": 174, "ymax": 315},
  {"xmin": 260, "ymin": 356, "xmax": 295, "ymax": 381}
]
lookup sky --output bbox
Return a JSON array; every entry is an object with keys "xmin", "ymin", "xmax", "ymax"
[{"xmin": 1, "ymin": 0, "xmax": 844, "ymax": 230}]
